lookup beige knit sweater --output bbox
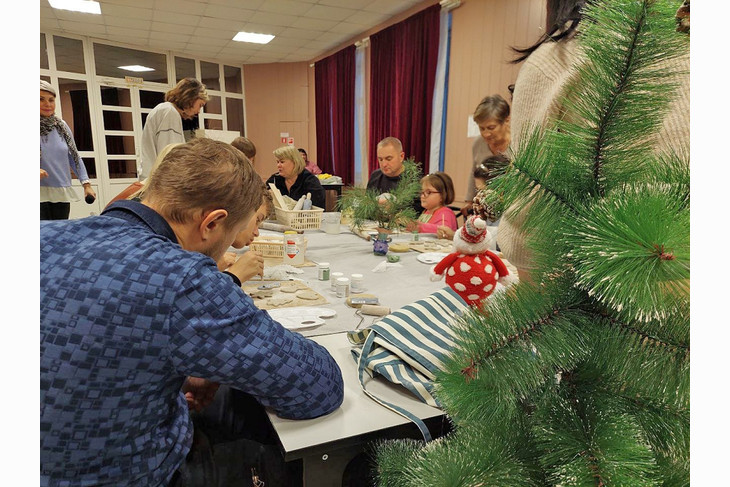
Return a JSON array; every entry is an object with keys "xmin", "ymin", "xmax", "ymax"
[{"xmin": 498, "ymin": 36, "xmax": 689, "ymax": 283}]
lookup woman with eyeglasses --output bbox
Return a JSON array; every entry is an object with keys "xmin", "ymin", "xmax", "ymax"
[{"xmin": 406, "ymin": 172, "xmax": 457, "ymax": 235}]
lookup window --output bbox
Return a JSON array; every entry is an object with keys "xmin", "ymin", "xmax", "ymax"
[
  {"xmin": 54, "ymin": 36, "xmax": 85, "ymax": 74},
  {"xmin": 175, "ymin": 56, "xmax": 196, "ymax": 82},
  {"xmin": 94, "ymin": 44, "xmax": 167, "ymax": 84},
  {"xmin": 224, "ymin": 65, "xmax": 242, "ymax": 94},
  {"xmin": 40, "ymin": 33, "xmax": 49, "ymax": 70},
  {"xmin": 205, "ymin": 95, "xmax": 222, "ymax": 115},
  {"xmin": 201, "ymin": 61, "xmax": 221, "ymax": 91},
  {"xmin": 226, "ymin": 98, "xmax": 244, "ymax": 135}
]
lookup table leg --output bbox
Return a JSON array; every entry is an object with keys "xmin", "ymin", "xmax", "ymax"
[{"xmin": 302, "ymin": 444, "xmax": 362, "ymax": 487}]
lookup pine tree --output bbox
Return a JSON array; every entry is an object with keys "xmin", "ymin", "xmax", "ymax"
[{"xmin": 373, "ymin": 1, "xmax": 689, "ymax": 485}]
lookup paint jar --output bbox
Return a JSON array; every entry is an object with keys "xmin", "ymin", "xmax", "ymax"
[
  {"xmin": 330, "ymin": 272, "xmax": 343, "ymax": 292},
  {"xmin": 350, "ymin": 273, "xmax": 364, "ymax": 293},
  {"xmin": 283, "ymin": 231, "xmax": 304, "ymax": 266},
  {"xmin": 336, "ymin": 277, "xmax": 350, "ymax": 298},
  {"xmin": 321, "ymin": 212, "xmax": 342, "ymax": 235},
  {"xmin": 318, "ymin": 262, "xmax": 330, "ymax": 281}
]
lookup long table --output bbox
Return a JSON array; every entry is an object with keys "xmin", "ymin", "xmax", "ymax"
[
  {"xmin": 267, "ymin": 332, "xmax": 448, "ymax": 486},
  {"xmin": 234, "ymin": 226, "xmax": 451, "ymax": 485},
  {"xmin": 241, "ymin": 225, "xmax": 452, "ymax": 337},
  {"xmin": 239, "ymin": 225, "xmax": 508, "ymax": 485}
]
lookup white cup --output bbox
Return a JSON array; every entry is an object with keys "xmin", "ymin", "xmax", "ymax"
[{"xmin": 321, "ymin": 212, "xmax": 341, "ymax": 235}]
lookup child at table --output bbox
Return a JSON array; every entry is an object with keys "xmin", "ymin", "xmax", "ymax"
[{"xmin": 407, "ymin": 172, "xmax": 458, "ymax": 234}]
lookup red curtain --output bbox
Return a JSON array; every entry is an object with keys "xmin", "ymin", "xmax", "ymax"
[
  {"xmin": 368, "ymin": 4, "xmax": 441, "ymax": 174},
  {"xmin": 314, "ymin": 45, "xmax": 356, "ymax": 185}
]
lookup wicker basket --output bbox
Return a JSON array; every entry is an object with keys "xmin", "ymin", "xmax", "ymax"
[
  {"xmin": 249, "ymin": 237, "xmax": 308, "ymax": 259},
  {"xmin": 274, "ymin": 206, "xmax": 324, "ymax": 231}
]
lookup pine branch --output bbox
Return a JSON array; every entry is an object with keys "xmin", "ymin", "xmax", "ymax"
[
  {"xmin": 374, "ymin": 427, "xmax": 537, "ymax": 487},
  {"xmin": 337, "ymin": 158, "xmax": 422, "ymax": 231},
  {"xmin": 532, "ymin": 382, "xmax": 660, "ymax": 486},
  {"xmin": 583, "ymin": 316, "xmax": 689, "ymax": 412},
  {"xmin": 565, "ymin": 183, "xmax": 689, "ymax": 322},
  {"xmin": 434, "ymin": 280, "xmax": 592, "ymax": 425}
]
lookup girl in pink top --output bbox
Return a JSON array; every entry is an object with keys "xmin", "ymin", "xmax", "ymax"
[{"xmin": 411, "ymin": 172, "xmax": 458, "ymax": 234}]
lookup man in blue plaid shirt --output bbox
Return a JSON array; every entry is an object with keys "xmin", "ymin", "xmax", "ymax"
[{"xmin": 40, "ymin": 138, "xmax": 344, "ymax": 486}]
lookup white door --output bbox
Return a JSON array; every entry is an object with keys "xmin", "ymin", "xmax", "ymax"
[{"xmin": 94, "ymin": 80, "xmax": 167, "ymax": 209}]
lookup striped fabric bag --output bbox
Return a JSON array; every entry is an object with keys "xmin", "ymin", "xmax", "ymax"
[{"xmin": 347, "ymin": 287, "xmax": 469, "ymax": 441}]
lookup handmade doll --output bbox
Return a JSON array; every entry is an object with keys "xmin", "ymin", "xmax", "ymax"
[{"xmin": 430, "ymin": 215, "xmax": 517, "ymax": 306}]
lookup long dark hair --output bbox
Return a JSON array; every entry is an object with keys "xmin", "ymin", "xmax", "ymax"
[{"xmin": 511, "ymin": 0, "xmax": 590, "ymax": 64}]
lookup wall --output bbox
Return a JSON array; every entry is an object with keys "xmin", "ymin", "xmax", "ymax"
[
  {"xmin": 444, "ymin": 0, "xmax": 546, "ymax": 203},
  {"xmin": 303, "ymin": 0, "xmax": 545, "ymax": 197},
  {"xmin": 243, "ymin": 62, "xmax": 313, "ymax": 181}
]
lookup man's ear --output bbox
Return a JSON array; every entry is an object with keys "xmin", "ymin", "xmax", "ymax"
[{"xmin": 199, "ymin": 209, "xmax": 229, "ymax": 241}]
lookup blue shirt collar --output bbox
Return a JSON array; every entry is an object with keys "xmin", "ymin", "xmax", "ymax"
[{"xmin": 101, "ymin": 200, "xmax": 178, "ymax": 244}]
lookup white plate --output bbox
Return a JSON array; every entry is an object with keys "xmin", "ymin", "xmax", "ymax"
[
  {"xmin": 267, "ymin": 307, "xmax": 337, "ymax": 330},
  {"xmin": 416, "ymin": 252, "xmax": 450, "ymax": 264}
]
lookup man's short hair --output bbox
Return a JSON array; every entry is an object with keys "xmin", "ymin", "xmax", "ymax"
[
  {"xmin": 231, "ymin": 137, "xmax": 256, "ymax": 159},
  {"xmin": 377, "ymin": 137, "xmax": 403, "ymax": 153},
  {"xmin": 273, "ymin": 146, "xmax": 305, "ymax": 175},
  {"xmin": 144, "ymin": 138, "xmax": 262, "ymax": 228}
]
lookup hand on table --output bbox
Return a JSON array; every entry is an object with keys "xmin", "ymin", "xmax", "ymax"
[
  {"xmin": 404, "ymin": 220, "xmax": 419, "ymax": 233},
  {"xmin": 436, "ymin": 225, "xmax": 454, "ymax": 240},
  {"xmin": 217, "ymin": 251, "xmax": 238, "ymax": 271},
  {"xmin": 228, "ymin": 250, "xmax": 265, "ymax": 283},
  {"xmin": 40, "ymin": 169, "xmax": 49, "ymax": 180},
  {"xmin": 182, "ymin": 377, "xmax": 219, "ymax": 412}
]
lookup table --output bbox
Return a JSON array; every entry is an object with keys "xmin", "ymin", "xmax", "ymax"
[
  {"xmin": 243, "ymin": 226, "xmax": 452, "ymax": 337},
  {"xmin": 322, "ymin": 183, "xmax": 344, "ymax": 212},
  {"xmin": 238, "ymin": 227, "xmax": 509, "ymax": 485},
  {"xmin": 234, "ymin": 227, "xmax": 450, "ymax": 484},
  {"xmin": 265, "ymin": 331, "xmax": 449, "ymax": 486}
]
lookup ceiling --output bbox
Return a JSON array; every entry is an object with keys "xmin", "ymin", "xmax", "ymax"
[{"xmin": 40, "ymin": 0, "xmax": 426, "ymax": 65}]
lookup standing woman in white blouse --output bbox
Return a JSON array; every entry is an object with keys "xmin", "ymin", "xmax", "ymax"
[
  {"xmin": 40, "ymin": 80, "xmax": 96, "ymax": 220},
  {"xmin": 139, "ymin": 78, "xmax": 208, "ymax": 181}
]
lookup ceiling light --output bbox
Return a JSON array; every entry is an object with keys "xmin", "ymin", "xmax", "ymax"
[
  {"xmin": 48, "ymin": 0, "xmax": 101, "ymax": 15},
  {"xmin": 233, "ymin": 32, "xmax": 275, "ymax": 44},
  {"xmin": 118, "ymin": 65, "xmax": 155, "ymax": 72}
]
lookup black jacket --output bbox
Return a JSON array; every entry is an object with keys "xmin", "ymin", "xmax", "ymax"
[{"xmin": 266, "ymin": 169, "xmax": 326, "ymax": 209}]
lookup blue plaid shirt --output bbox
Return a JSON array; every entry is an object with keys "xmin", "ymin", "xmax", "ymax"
[{"xmin": 40, "ymin": 200, "xmax": 344, "ymax": 486}]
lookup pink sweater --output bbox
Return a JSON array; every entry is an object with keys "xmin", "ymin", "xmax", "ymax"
[{"xmin": 417, "ymin": 206, "xmax": 458, "ymax": 233}]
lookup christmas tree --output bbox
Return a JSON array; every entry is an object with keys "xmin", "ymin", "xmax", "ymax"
[{"xmin": 374, "ymin": 0, "xmax": 689, "ymax": 485}]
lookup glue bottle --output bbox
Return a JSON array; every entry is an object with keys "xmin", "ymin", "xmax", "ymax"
[{"xmin": 283, "ymin": 231, "xmax": 304, "ymax": 266}]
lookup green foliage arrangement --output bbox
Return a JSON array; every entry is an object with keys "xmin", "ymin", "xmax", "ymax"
[
  {"xmin": 374, "ymin": 0, "xmax": 690, "ymax": 485},
  {"xmin": 337, "ymin": 158, "xmax": 422, "ymax": 231}
]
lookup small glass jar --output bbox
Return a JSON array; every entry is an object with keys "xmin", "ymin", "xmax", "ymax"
[
  {"xmin": 318, "ymin": 262, "xmax": 330, "ymax": 281},
  {"xmin": 330, "ymin": 272, "xmax": 343, "ymax": 292},
  {"xmin": 336, "ymin": 277, "xmax": 350, "ymax": 298},
  {"xmin": 350, "ymin": 273, "xmax": 364, "ymax": 293}
]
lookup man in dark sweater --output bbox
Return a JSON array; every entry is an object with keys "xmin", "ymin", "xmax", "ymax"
[{"xmin": 366, "ymin": 136, "xmax": 423, "ymax": 213}]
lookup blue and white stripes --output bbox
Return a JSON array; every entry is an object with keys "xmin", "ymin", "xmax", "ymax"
[{"xmin": 348, "ymin": 287, "xmax": 468, "ymax": 441}]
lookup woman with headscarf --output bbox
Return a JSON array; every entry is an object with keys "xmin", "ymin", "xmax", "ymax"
[{"xmin": 40, "ymin": 80, "xmax": 96, "ymax": 220}]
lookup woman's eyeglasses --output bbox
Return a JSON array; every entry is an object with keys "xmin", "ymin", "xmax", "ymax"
[{"xmin": 420, "ymin": 190, "xmax": 441, "ymax": 197}]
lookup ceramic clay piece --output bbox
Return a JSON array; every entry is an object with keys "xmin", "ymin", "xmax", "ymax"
[
  {"xmin": 296, "ymin": 290, "xmax": 320, "ymax": 300},
  {"xmin": 268, "ymin": 296, "xmax": 294, "ymax": 306},
  {"xmin": 250, "ymin": 289, "xmax": 274, "ymax": 299}
]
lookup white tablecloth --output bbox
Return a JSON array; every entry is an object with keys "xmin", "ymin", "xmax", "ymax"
[{"xmin": 236, "ymin": 226, "xmax": 453, "ymax": 336}]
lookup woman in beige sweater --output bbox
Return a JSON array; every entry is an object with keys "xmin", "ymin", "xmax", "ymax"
[{"xmin": 498, "ymin": 0, "xmax": 689, "ymax": 283}]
